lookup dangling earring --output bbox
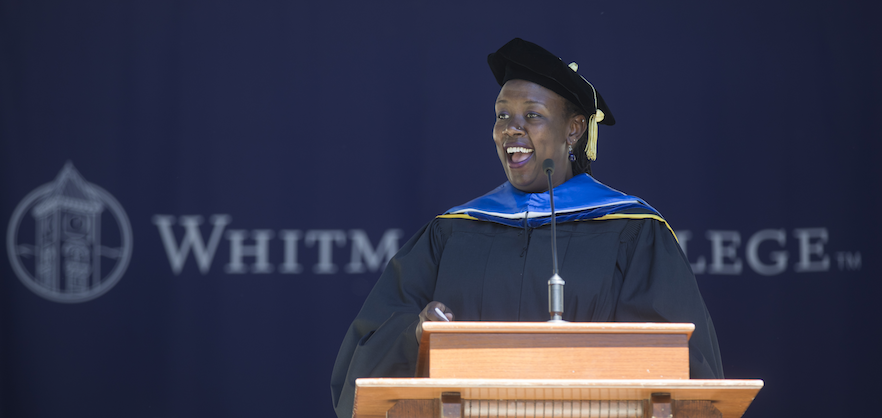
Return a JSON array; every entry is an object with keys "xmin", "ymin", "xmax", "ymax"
[{"xmin": 568, "ymin": 144, "xmax": 575, "ymax": 161}]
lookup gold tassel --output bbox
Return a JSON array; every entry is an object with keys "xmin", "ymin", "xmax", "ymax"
[{"xmin": 584, "ymin": 109, "xmax": 605, "ymax": 161}]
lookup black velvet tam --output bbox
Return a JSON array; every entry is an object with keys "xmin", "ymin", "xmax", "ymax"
[{"xmin": 488, "ymin": 38, "xmax": 615, "ymax": 126}]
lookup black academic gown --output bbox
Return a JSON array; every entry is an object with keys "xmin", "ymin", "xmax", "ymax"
[{"xmin": 330, "ymin": 215, "xmax": 723, "ymax": 418}]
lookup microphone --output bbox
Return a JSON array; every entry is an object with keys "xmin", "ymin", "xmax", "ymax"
[{"xmin": 543, "ymin": 159, "xmax": 566, "ymax": 322}]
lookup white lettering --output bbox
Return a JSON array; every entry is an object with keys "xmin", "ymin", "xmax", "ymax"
[
  {"xmin": 836, "ymin": 251, "xmax": 861, "ymax": 271},
  {"xmin": 793, "ymin": 228, "xmax": 829, "ymax": 272},
  {"xmin": 278, "ymin": 230, "xmax": 304, "ymax": 274},
  {"xmin": 345, "ymin": 229, "xmax": 403, "ymax": 273},
  {"xmin": 706, "ymin": 230, "xmax": 742, "ymax": 275},
  {"xmin": 224, "ymin": 229, "xmax": 275, "ymax": 274},
  {"xmin": 745, "ymin": 229, "xmax": 787, "ymax": 276},
  {"xmin": 152, "ymin": 214, "xmax": 231, "ymax": 275},
  {"xmin": 305, "ymin": 230, "xmax": 346, "ymax": 274}
]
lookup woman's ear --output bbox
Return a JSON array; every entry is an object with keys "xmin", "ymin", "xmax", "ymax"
[{"xmin": 569, "ymin": 115, "xmax": 588, "ymax": 142}]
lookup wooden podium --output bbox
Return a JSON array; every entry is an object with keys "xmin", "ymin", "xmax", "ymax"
[{"xmin": 353, "ymin": 322, "xmax": 762, "ymax": 418}]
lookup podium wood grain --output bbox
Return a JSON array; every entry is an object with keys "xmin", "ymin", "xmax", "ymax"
[{"xmin": 417, "ymin": 322, "xmax": 694, "ymax": 380}]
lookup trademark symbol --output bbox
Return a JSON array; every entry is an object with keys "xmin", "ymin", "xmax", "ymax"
[{"xmin": 835, "ymin": 251, "xmax": 861, "ymax": 271}]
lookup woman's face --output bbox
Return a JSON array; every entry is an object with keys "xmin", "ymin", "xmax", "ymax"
[{"xmin": 493, "ymin": 79, "xmax": 582, "ymax": 193}]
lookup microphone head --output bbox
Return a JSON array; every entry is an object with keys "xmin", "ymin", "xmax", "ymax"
[{"xmin": 542, "ymin": 158, "xmax": 555, "ymax": 174}]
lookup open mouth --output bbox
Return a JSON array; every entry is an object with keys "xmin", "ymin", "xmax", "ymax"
[{"xmin": 507, "ymin": 146, "xmax": 534, "ymax": 166}]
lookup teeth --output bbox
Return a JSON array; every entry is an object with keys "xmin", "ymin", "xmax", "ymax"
[{"xmin": 506, "ymin": 147, "xmax": 533, "ymax": 154}]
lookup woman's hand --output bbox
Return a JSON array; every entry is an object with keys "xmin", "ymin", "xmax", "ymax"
[{"xmin": 415, "ymin": 301, "xmax": 455, "ymax": 343}]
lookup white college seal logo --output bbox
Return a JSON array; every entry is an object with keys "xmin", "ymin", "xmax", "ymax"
[{"xmin": 6, "ymin": 162, "xmax": 133, "ymax": 303}]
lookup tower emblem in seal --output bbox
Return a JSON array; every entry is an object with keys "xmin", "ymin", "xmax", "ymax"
[{"xmin": 6, "ymin": 162, "xmax": 133, "ymax": 303}]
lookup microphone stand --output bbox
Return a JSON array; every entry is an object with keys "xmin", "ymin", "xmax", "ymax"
[{"xmin": 543, "ymin": 159, "xmax": 566, "ymax": 323}]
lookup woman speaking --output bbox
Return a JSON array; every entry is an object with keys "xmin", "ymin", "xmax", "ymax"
[{"xmin": 330, "ymin": 38, "xmax": 723, "ymax": 418}]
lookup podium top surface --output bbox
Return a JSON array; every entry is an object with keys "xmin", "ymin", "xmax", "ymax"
[{"xmin": 420, "ymin": 321, "xmax": 695, "ymax": 342}]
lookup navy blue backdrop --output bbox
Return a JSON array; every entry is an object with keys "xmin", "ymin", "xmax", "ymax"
[{"xmin": 2, "ymin": 1, "xmax": 880, "ymax": 417}]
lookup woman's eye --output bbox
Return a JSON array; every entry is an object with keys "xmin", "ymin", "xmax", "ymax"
[
  {"xmin": 497, "ymin": 113, "xmax": 509, "ymax": 120},
  {"xmin": 526, "ymin": 112, "xmax": 540, "ymax": 118}
]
